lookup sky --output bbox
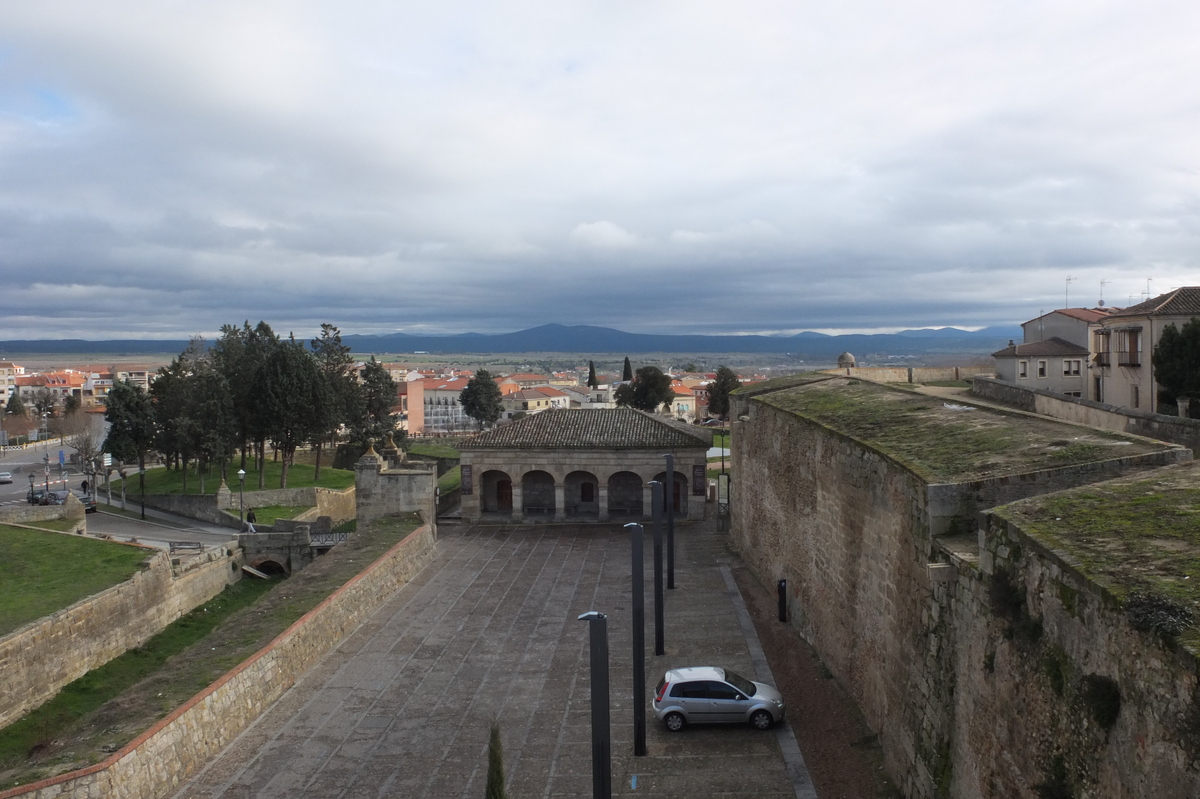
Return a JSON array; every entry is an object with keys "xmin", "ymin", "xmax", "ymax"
[{"xmin": 3, "ymin": 1, "xmax": 1200, "ymax": 340}]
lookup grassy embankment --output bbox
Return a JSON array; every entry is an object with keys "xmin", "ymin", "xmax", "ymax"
[
  {"xmin": 0, "ymin": 513, "xmax": 423, "ymax": 788},
  {"xmin": 110, "ymin": 462, "xmax": 355, "ymax": 495},
  {"xmin": 707, "ymin": 430, "xmax": 731, "ymax": 478},
  {"xmin": 0, "ymin": 525, "xmax": 152, "ymax": 637}
]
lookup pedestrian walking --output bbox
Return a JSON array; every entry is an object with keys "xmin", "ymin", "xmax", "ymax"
[{"xmin": 246, "ymin": 507, "xmax": 257, "ymax": 533}]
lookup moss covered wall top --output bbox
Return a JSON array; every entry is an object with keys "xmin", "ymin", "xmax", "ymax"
[{"xmin": 754, "ymin": 378, "xmax": 1174, "ymax": 482}]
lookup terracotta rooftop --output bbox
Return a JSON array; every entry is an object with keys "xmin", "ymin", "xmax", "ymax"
[
  {"xmin": 1042, "ymin": 307, "xmax": 1116, "ymax": 323},
  {"xmin": 462, "ymin": 408, "xmax": 711, "ymax": 450},
  {"xmin": 1105, "ymin": 287, "xmax": 1200, "ymax": 319},
  {"xmin": 991, "ymin": 337, "xmax": 1090, "ymax": 358}
]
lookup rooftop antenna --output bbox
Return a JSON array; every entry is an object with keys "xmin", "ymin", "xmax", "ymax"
[
  {"xmin": 1098, "ymin": 279, "xmax": 1110, "ymax": 307},
  {"xmin": 1065, "ymin": 275, "xmax": 1075, "ymax": 308},
  {"xmin": 1145, "ymin": 277, "xmax": 1153, "ymax": 300}
]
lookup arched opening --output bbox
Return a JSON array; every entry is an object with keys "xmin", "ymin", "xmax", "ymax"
[
  {"xmin": 481, "ymin": 469, "xmax": 514, "ymax": 515},
  {"xmin": 522, "ymin": 470, "xmax": 555, "ymax": 517},
  {"xmin": 250, "ymin": 559, "xmax": 288, "ymax": 577},
  {"xmin": 607, "ymin": 471, "xmax": 643, "ymax": 519},
  {"xmin": 565, "ymin": 470, "xmax": 599, "ymax": 519},
  {"xmin": 653, "ymin": 471, "xmax": 690, "ymax": 515}
]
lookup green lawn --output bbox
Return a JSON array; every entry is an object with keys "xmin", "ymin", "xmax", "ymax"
[
  {"xmin": 111, "ymin": 461, "xmax": 355, "ymax": 496},
  {"xmin": 245, "ymin": 505, "xmax": 314, "ymax": 525},
  {"xmin": 408, "ymin": 441, "xmax": 461, "ymax": 459},
  {"xmin": 712, "ymin": 431, "xmax": 730, "ymax": 449},
  {"xmin": 0, "ymin": 526, "xmax": 151, "ymax": 637},
  {"xmin": 438, "ymin": 465, "xmax": 462, "ymax": 494}
]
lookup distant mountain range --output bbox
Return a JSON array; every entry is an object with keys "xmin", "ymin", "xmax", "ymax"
[{"xmin": 0, "ymin": 323, "xmax": 1021, "ymax": 358}]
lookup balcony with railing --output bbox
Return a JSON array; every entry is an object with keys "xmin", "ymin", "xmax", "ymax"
[
  {"xmin": 1094, "ymin": 352, "xmax": 1111, "ymax": 367},
  {"xmin": 1117, "ymin": 350, "xmax": 1141, "ymax": 367}
]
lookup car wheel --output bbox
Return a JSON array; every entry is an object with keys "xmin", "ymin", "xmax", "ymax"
[
  {"xmin": 750, "ymin": 710, "xmax": 774, "ymax": 730},
  {"xmin": 664, "ymin": 712, "xmax": 686, "ymax": 732}
]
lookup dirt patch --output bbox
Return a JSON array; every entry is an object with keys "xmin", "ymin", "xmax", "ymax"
[{"xmin": 733, "ymin": 564, "xmax": 898, "ymax": 799}]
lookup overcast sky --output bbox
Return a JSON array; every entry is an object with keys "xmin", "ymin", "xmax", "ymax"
[{"xmin": 3, "ymin": 1, "xmax": 1200, "ymax": 340}]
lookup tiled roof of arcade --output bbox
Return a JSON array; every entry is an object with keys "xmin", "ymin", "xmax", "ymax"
[
  {"xmin": 752, "ymin": 378, "xmax": 1175, "ymax": 482},
  {"xmin": 461, "ymin": 408, "xmax": 710, "ymax": 450}
]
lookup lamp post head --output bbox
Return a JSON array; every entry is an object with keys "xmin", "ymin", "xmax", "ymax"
[
  {"xmin": 237, "ymin": 469, "xmax": 246, "ymax": 481},
  {"xmin": 577, "ymin": 611, "xmax": 606, "ymax": 622}
]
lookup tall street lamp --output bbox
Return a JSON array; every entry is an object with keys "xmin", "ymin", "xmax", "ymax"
[
  {"xmin": 237, "ymin": 468, "xmax": 246, "ymax": 527},
  {"xmin": 577, "ymin": 611, "xmax": 611, "ymax": 799},
  {"xmin": 139, "ymin": 464, "xmax": 146, "ymax": 520}
]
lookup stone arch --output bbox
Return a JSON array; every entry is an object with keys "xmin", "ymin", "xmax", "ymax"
[
  {"xmin": 653, "ymin": 471, "xmax": 691, "ymax": 515},
  {"xmin": 521, "ymin": 469, "xmax": 555, "ymax": 517},
  {"xmin": 564, "ymin": 470, "xmax": 599, "ymax": 519},
  {"xmin": 250, "ymin": 558, "xmax": 288, "ymax": 576},
  {"xmin": 481, "ymin": 469, "xmax": 514, "ymax": 515},
  {"xmin": 607, "ymin": 471, "xmax": 643, "ymax": 520}
]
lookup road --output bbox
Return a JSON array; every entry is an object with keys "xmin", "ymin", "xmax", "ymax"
[{"xmin": 0, "ymin": 440, "xmax": 84, "ymax": 505}]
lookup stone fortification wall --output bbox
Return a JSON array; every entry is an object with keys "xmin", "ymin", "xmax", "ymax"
[
  {"xmin": 731, "ymin": 400, "xmax": 1199, "ymax": 798},
  {"xmin": 0, "ymin": 497, "xmax": 85, "ymax": 531},
  {"xmin": 355, "ymin": 451, "xmax": 437, "ymax": 528},
  {"xmin": 0, "ymin": 546, "xmax": 239, "ymax": 729},
  {"xmin": 922, "ymin": 510, "xmax": 1200, "ymax": 799},
  {"xmin": 0, "ymin": 522, "xmax": 437, "ymax": 799},
  {"xmin": 141, "ymin": 485, "xmax": 355, "ymax": 529},
  {"xmin": 823, "ymin": 366, "xmax": 993, "ymax": 383},
  {"xmin": 973, "ymin": 375, "xmax": 1200, "ymax": 455}
]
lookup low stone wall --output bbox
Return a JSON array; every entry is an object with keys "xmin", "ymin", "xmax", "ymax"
[
  {"xmin": 139, "ymin": 492, "xmax": 240, "ymax": 529},
  {"xmin": 973, "ymin": 375, "xmax": 1200, "ymax": 455},
  {"xmin": 0, "ymin": 545, "xmax": 239, "ymax": 729},
  {"xmin": 313, "ymin": 486, "xmax": 356, "ymax": 523},
  {"xmin": 0, "ymin": 497, "xmax": 86, "ymax": 532},
  {"xmin": 0, "ymin": 521, "xmax": 437, "ymax": 799},
  {"xmin": 824, "ymin": 366, "xmax": 993, "ymax": 383}
]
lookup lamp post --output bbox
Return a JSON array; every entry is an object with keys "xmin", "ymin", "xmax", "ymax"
[
  {"xmin": 625, "ymin": 523, "xmax": 648, "ymax": 757},
  {"xmin": 664, "ymin": 454, "xmax": 675, "ymax": 589},
  {"xmin": 577, "ymin": 611, "xmax": 611, "ymax": 799},
  {"xmin": 237, "ymin": 468, "xmax": 246, "ymax": 527},
  {"xmin": 139, "ymin": 464, "xmax": 145, "ymax": 520}
]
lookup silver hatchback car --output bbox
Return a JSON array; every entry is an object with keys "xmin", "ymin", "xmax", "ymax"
[{"xmin": 653, "ymin": 666, "xmax": 786, "ymax": 731}]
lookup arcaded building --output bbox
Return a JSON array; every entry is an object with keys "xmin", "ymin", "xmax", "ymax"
[{"xmin": 458, "ymin": 408, "xmax": 711, "ymax": 523}]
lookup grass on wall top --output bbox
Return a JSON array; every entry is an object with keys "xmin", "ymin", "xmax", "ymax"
[
  {"xmin": 110, "ymin": 461, "xmax": 355, "ymax": 496},
  {"xmin": 756, "ymin": 378, "xmax": 1172, "ymax": 482}
]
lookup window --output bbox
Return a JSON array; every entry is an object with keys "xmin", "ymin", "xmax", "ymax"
[
  {"xmin": 1063, "ymin": 360, "xmax": 1081, "ymax": 376},
  {"xmin": 1116, "ymin": 328, "xmax": 1142, "ymax": 366},
  {"xmin": 1037, "ymin": 360, "xmax": 1048, "ymax": 378},
  {"xmin": 1094, "ymin": 330, "xmax": 1111, "ymax": 367},
  {"xmin": 1018, "ymin": 360, "xmax": 1028, "ymax": 379}
]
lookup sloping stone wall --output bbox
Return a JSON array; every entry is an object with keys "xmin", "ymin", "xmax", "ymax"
[
  {"xmin": 0, "ymin": 497, "xmax": 85, "ymax": 531},
  {"xmin": 731, "ymin": 400, "xmax": 1200, "ymax": 798},
  {"xmin": 0, "ymin": 522, "xmax": 436, "ymax": 799},
  {"xmin": 0, "ymin": 545, "xmax": 239, "ymax": 729}
]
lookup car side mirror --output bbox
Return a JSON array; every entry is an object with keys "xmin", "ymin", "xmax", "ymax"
[{"xmin": 736, "ymin": 695, "xmax": 745, "ymax": 701}]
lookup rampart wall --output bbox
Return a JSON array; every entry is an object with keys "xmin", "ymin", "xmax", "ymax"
[
  {"xmin": 0, "ymin": 497, "xmax": 85, "ymax": 531},
  {"xmin": 823, "ymin": 366, "xmax": 993, "ymax": 383},
  {"xmin": 731, "ymin": 401, "xmax": 1200, "ymax": 798},
  {"xmin": 972, "ymin": 376, "xmax": 1200, "ymax": 455},
  {"xmin": 0, "ymin": 521, "xmax": 437, "ymax": 799},
  {"xmin": 0, "ymin": 546, "xmax": 239, "ymax": 729}
]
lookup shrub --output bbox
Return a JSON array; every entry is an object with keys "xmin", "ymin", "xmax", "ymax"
[{"xmin": 1126, "ymin": 591, "xmax": 1193, "ymax": 639}]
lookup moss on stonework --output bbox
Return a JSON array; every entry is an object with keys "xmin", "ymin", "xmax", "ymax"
[
  {"xmin": 994, "ymin": 463, "xmax": 1200, "ymax": 652},
  {"xmin": 754, "ymin": 379, "xmax": 1166, "ymax": 482}
]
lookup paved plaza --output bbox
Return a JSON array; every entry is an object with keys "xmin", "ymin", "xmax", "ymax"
[{"xmin": 173, "ymin": 520, "xmax": 814, "ymax": 798}]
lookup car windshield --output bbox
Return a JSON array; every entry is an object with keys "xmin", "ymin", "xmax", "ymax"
[{"xmin": 722, "ymin": 669, "xmax": 756, "ymax": 697}]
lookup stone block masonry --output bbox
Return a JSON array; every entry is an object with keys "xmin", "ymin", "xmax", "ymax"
[
  {"xmin": 0, "ymin": 545, "xmax": 239, "ymax": 729},
  {"xmin": 731, "ymin": 391, "xmax": 1200, "ymax": 798},
  {"xmin": 0, "ymin": 522, "xmax": 436, "ymax": 799}
]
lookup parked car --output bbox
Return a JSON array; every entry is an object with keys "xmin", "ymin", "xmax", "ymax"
[
  {"xmin": 0, "ymin": 471, "xmax": 12, "ymax": 484},
  {"xmin": 27, "ymin": 488, "xmax": 68, "ymax": 505},
  {"xmin": 76, "ymin": 492, "xmax": 98, "ymax": 513},
  {"xmin": 653, "ymin": 666, "xmax": 785, "ymax": 731}
]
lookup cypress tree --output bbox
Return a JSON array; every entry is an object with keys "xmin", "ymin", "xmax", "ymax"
[
  {"xmin": 587, "ymin": 360, "xmax": 599, "ymax": 389},
  {"xmin": 622, "ymin": 356, "xmax": 633, "ymax": 382},
  {"xmin": 485, "ymin": 721, "xmax": 508, "ymax": 799}
]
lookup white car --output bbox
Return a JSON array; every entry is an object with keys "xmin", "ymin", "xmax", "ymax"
[
  {"xmin": 652, "ymin": 666, "xmax": 786, "ymax": 731},
  {"xmin": 0, "ymin": 472, "xmax": 11, "ymax": 484}
]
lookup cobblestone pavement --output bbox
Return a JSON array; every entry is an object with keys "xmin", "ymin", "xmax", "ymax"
[{"xmin": 173, "ymin": 519, "xmax": 811, "ymax": 798}]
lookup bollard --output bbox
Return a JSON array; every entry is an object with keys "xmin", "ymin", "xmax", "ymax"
[{"xmin": 777, "ymin": 579, "xmax": 787, "ymax": 623}]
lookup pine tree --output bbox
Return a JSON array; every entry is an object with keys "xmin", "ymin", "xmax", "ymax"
[
  {"xmin": 460, "ymin": 369, "xmax": 504, "ymax": 429},
  {"xmin": 706, "ymin": 366, "xmax": 742, "ymax": 420}
]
